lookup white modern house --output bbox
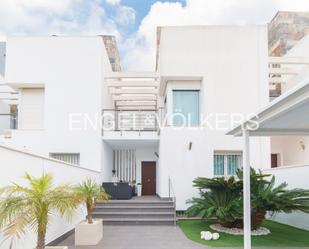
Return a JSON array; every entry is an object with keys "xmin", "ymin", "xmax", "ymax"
[
  {"xmin": 1, "ymin": 22, "xmax": 309, "ymax": 248},
  {"xmin": 1, "ymin": 25, "xmax": 270, "ymax": 207}
]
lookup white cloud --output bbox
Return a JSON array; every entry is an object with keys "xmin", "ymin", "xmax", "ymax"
[
  {"xmin": 106, "ymin": 0, "xmax": 121, "ymax": 6},
  {"xmin": 1, "ymin": 0, "xmax": 309, "ymax": 72},
  {"xmin": 19, "ymin": 0, "xmax": 74, "ymax": 14},
  {"xmin": 0, "ymin": 0, "xmax": 120, "ymax": 36},
  {"xmin": 115, "ymin": 6, "xmax": 136, "ymax": 25},
  {"xmin": 121, "ymin": 0, "xmax": 309, "ymax": 71}
]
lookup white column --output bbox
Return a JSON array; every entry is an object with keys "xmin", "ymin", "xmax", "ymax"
[{"xmin": 243, "ymin": 129, "xmax": 251, "ymax": 249}]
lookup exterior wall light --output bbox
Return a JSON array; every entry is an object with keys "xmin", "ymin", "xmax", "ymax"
[
  {"xmin": 300, "ymin": 141, "xmax": 306, "ymax": 150},
  {"xmin": 189, "ymin": 142, "xmax": 193, "ymax": 150}
]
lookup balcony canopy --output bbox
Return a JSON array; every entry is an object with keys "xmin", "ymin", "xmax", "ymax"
[
  {"xmin": 228, "ymin": 80, "xmax": 309, "ymax": 137},
  {"xmin": 227, "ymin": 80, "xmax": 309, "ymax": 249},
  {"xmin": 104, "ymin": 72, "xmax": 159, "ymax": 110}
]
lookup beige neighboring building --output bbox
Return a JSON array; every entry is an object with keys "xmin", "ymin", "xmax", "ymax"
[
  {"xmin": 268, "ymin": 11, "xmax": 309, "ymax": 57},
  {"xmin": 268, "ymin": 11, "xmax": 309, "ymax": 98},
  {"xmin": 102, "ymin": 35, "xmax": 121, "ymax": 72}
]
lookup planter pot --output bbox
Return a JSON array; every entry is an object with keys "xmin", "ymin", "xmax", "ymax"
[
  {"xmin": 75, "ymin": 219, "xmax": 103, "ymax": 245},
  {"xmin": 137, "ymin": 185, "xmax": 142, "ymax": 196},
  {"xmin": 252, "ymin": 210, "xmax": 266, "ymax": 229}
]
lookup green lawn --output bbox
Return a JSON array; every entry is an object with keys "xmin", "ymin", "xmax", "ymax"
[{"xmin": 178, "ymin": 219, "xmax": 309, "ymax": 247}]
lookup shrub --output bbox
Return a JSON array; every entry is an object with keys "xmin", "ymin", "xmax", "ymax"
[{"xmin": 187, "ymin": 168, "xmax": 309, "ymax": 230}]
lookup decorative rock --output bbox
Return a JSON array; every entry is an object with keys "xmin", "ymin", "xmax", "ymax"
[
  {"xmin": 203, "ymin": 231, "xmax": 212, "ymax": 240},
  {"xmin": 200, "ymin": 231, "xmax": 206, "ymax": 239},
  {"xmin": 212, "ymin": 232, "xmax": 220, "ymax": 240}
]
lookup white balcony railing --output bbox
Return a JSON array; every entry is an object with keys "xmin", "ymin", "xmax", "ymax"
[
  {"xmin": 102, "ymin": 109, "xmax": 160, "ymax": 132},
  {"xmin": 0, "ymin": 113, "xmax": 17, "ymax": 134}
]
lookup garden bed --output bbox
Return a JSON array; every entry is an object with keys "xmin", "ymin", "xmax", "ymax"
[{"xmin": 178, "ymin": 219, "xmax": 309, "ymax": 247}]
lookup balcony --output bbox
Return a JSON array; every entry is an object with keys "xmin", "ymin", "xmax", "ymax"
[
  {"xmin": 103, "ymin": 72, "xmax": 161, "ymax": 139},
  {"xmin": 102, "ymin": 109, "xmax": 162, "ymax": 138}
]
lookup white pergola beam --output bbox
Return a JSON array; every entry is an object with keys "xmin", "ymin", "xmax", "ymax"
[
  {"xmin": 105, "ymin": 72, "xmax": 159, "ymax": 79},
  {"xmin": 110, "ymin": 88, "xmax": 158, "ymax": 94},
  {"xmin": 106, "ymin": 81, "xmax": 159, "ymax": 87},
  {"xmin": 269, "ymin": 68, "xmax": 299, "ymax": 75},
  {"xmin": 1, "ymin": 100, "xmax": 18, "ymax": 105},
  {"xmin": 112, "ymin": 95, "xmax": 157, "ymax": 101},
  {"xmin": 116, "ymin": 106, "xmax": 157, "ymax": 110},
  {"xmin": 269, "ymin": 56, "xmax": 309, "ymax": 64},
  {"xmin": 116, "ymin": 101, "xmax": 156, "ymax": 106}
]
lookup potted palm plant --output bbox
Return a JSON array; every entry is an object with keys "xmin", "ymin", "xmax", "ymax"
[
  {"xmin": 74, "ymin": 179, "xmax": 109, "ymax": 245},
  {"xmin": 0, "ymin": 172, "xmax": 79, "ymax": 249}
]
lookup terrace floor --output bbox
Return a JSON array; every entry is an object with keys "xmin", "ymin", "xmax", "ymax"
[{"xmin": 56, "ymin": 224, "xmax": 307, "ymax": 249}]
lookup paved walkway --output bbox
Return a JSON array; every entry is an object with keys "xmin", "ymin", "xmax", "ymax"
[
  {"xmin": 57, "ymin": 225, "xmax": 207, "ymax": 249},
  {"xmin": 56, "ymin": 225, "xmax": 308, "ymax": 249}
]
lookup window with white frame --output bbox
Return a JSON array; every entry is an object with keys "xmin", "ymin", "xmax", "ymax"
[
  {"xmin": 50, "ymin": 153, "xmax": 80, "ymax": 165},
  {"xmin": 213, "ymin": 151, "xmax": 242, "ymax": 176}
]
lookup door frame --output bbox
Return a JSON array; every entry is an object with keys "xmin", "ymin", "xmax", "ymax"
[{"xmin": 141, "ymin": 161, "xmax": 156, "ymax": 196}]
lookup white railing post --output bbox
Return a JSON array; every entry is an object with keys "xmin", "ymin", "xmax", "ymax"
[
  {"xmin": 243, "ymin": 128, "xmax": 251, "ymax": 249},
  {"xmin": 168, "ymin": 176, "xmax": 171, "ymax": 198}
]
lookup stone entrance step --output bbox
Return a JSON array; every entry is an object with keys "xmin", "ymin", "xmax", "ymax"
[{"xmin": 94, "ymin": 197, "xmax": 176, "ymax": 225}]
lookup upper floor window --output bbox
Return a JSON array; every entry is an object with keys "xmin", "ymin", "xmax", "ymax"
[
  {"xmin": 213, "ymin": 151, "xmax": 242, "ymax": 177},
  {"xmin": 19, "ymin": 88, "xmax": 44, "ymax": 130},
  {"xmin": 173, "ymin": 90, "xmax": 200, "ymax": 126}
]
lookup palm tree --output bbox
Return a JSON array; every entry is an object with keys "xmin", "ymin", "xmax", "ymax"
[
  {"xmin": 188, "ymin": 168, "xmax": 309, "ymax": 230},
  {"xmin": 0, "ymin": 173, "xmax": 80, "ymax": 249},
  {"xmin": 75, "ymin": 179, "xmax": 109, "ymax": 224}
]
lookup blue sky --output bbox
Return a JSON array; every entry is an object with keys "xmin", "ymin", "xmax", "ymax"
[
  {"xmin": 0, "ymin": 0, "xmax": 309, "ymax": 70},
  {"xmin": 107, "ymin": 0, "xmax": 185, "ymax": 33}
]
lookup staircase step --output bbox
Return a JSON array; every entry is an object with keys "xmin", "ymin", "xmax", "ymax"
[
  {"xmin": 101, "ymin": 217, "xmax": 175, "ymax": 225},
  {"xmin": 96, "ymin": 201, "xmax": 174, "ymax": 207},
  {"xmin": 94, "ymin": 206, "xmax": 174, "ymax": 212},
  {"xmin": 95, "ymin": 198, "xmax": 176, "ymax": 226},
  {"xmin": 95, "ymin": 205, "xmax": 174, "ymax": 209},
  {"xmin": 93, "ymin": 211, "xmax": 174, "ymax": 219}
]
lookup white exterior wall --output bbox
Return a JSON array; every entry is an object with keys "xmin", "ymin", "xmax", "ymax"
[
  {"xmin": 271, "ymin": 136, "xmax": 309, "ymax": 166},
  {"xmin": 0, "ymin": 40, "xmax": 5, "ymax": 77},
  {"xmin": 0, "ymin": 145, "xmax": 100, "ymax": 249},
  {"xmin": 263, "ymin": 165, "xmax": 309, "ymax": 230},
  {"xmin": 101, "ymin": 141, "xmax": 113, "ymax": 182},
  {"xmin": 4, "ymin": 36, "xmax": 112, "ymax": 171},
  {"xmin": 157, "ymin": 26, "xmax": 271, "ymax": 209}
]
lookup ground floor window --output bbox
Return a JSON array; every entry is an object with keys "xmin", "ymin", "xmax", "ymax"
[
  {"xmin": 213, "ymin": 151, "xmax": 242, "ymax": 176},
  {"xmin": 50, "ymin": 153, "xmax": 80, "ymax": 165}
]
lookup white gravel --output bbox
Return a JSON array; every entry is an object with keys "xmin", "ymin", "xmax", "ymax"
[{"xmin": 210, "ymin": 223, "xmax": 271, "ymax": 236}]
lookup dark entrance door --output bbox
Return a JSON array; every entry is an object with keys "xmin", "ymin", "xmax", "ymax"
[
  {"xmin": 142, "ymin": 161, "xmax": 156, "ymax": 195},
  {"xmin": 271, "ymin": 154, "xmax": 278, "ymax": 168}
]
